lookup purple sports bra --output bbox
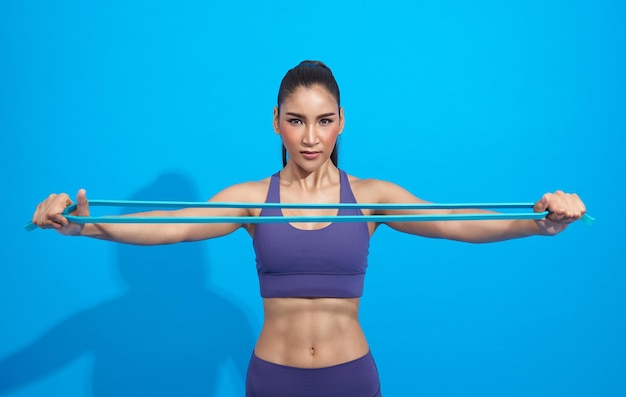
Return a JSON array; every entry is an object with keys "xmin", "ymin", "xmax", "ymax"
[{"xmin": 253, "ymin": 170, "xmax": 370, "ymax": 298}]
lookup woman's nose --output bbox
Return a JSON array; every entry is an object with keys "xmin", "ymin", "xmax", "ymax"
[{"xmin": 302, "ymin": 126, "xmax": 319, "ymax": 146}]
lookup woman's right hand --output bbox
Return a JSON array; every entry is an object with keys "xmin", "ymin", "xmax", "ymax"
[{"xmin": 32, "ymin": 189, "xmax": 90, "ymax": 235}]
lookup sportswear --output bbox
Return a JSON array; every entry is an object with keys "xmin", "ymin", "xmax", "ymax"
[{"xmin": 253, "ymin": 170, "xmax": 370, "ymax": 298}]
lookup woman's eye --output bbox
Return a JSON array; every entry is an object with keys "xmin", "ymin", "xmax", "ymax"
[
  {"xmin": 319, "ymin": 119, "xmax": 333, "ymax": 125},
  {"xmin": 287, "ymin": 119, "xmax": 302, "ymax": 125}
]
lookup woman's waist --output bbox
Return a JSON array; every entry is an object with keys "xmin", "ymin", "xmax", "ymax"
[{"xmin": 256, "ymin": 297, "xmax": 368, "ymax": 368}]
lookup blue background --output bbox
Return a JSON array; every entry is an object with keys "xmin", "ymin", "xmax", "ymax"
[{"xmin": 1, "ymin": 1, "xmax": 624, "ymax": 396}]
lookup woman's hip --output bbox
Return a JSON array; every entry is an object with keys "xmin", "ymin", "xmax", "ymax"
[{"xmin": 246, "ymin": 350, "xmax": 382, "ymax": 397}]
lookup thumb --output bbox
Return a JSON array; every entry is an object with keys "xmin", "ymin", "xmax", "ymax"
[
  {"xmin": 534, "ymin": 194, "xmax": 549, "ymax": 213},
  {"xmin": 76, "ymin": 189, "xmax": 90, "ymax": 217}
]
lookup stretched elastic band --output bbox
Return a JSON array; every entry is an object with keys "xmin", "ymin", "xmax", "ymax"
[{"xmin": 24, "ymin": 200, "xmax": 595, "ymax": 231}]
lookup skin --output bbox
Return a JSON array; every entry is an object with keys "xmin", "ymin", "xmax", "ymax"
[{"xmin": 32, "ymin": 84, "xmax": 587, "ymax": 369}]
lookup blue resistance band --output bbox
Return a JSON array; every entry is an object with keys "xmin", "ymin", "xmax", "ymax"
[{"xmin": 23, "ymin": 200, "xmax": 595, "ymax": 232}]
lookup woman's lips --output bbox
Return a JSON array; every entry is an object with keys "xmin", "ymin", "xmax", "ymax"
[{"xmin": 301, "ymin": 151, "xmax": 321, "ymax": 160}]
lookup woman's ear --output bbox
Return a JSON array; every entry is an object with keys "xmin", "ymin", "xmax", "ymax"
[
  {"xmin": 273, "ymin": 106, "xmax": 280, "ymax": 134},
  {"xmin": 338, "ymin": 107, "xmax": 345, "ymax": 134}
]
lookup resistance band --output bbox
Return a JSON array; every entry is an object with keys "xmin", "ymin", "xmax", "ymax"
[{"xmin": 24, "ymin": 200, "xmax": 594, "ymax": 232}]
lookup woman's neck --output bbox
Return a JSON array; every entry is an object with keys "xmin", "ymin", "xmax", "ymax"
[{"xmin": 280, "ymin": 161, "xmax": 339, "ymax": 191}]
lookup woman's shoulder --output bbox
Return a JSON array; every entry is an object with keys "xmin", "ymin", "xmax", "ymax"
[
  {"xmin": 345, "ymin": 171, "xmax": 422, "ymax": 204},
  {"xmin": 345, "ymin": 172, "xmax": 402, "ymax": 201},
  {"xmin": 345, "ymin": 171, "xmax": 398, "ymax": 190},
  {"xmin": 210, "ymin": 175, "xmax": 273, "ymax": 202}
]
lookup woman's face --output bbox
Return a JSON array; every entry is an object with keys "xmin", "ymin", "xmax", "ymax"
[{"xmin": 274, "ymin": 84, "xmax": 344, "ymax": 172}]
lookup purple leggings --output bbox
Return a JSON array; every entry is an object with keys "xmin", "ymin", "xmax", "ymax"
[{"xmin": 246, "ymin": 351, "xmax": 382, "ymax": 397}]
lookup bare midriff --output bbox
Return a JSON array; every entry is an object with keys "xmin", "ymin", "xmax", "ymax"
[{"xmin": 254, "ymin": 297, "xmax": 369, "ymax": 369}]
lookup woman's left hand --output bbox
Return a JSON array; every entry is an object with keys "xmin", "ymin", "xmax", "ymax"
[{"xmin": 533, "ymin": 190, "xmax": 587, "ymax": 236}]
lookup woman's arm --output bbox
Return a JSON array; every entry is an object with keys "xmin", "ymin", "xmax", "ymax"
[
  {"xmin": 31, "ymin": 182, "xmax": 266, "ymax": 245},
  {"xmin": 366, "ymin": 180, "xmax": 586, "ymax": 243}
]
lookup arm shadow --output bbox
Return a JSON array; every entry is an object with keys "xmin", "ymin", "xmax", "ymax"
[{"xmin": 0, "ymin": 172, "xmax": 256, "ymax": 396}]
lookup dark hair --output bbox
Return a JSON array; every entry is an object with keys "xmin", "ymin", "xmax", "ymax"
[{"xmin": 277, "ymin": 60, "xmax": 341, "ymax": 167}]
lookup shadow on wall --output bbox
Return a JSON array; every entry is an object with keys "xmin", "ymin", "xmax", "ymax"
[{"xmin": 0, "ymin": 172, "xmax": 256, "ymax": 396}]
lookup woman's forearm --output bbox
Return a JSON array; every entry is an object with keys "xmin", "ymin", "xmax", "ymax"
[
  {"xmin": 443, "ymin": 217, "xmax": 542, "ymax": 244},
  {"xmin": 79, "ymin": 210, "xmax": 186, "ymax": 245}
]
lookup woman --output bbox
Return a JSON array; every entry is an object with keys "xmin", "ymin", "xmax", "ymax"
[{"xmin": 32, "ymin": 61, "xmax": 586, "ymax": 396}]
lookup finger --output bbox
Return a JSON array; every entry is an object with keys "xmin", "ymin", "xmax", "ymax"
[
  {"xmin": 564, "ymin": 194, "xmax": 579, "ymax": 221},
  {"xmin": 572, "ymin": 193, "xmax": 586, "ymax": 219},
  {"xmin": 35, "ymin": 199, "xmax": 58, "ymax": 228},
  {"xmin": 54, "ymin": 193, "xmax": 72, "ymax": 226},
  {"xmin": 539, "ymin": 191, "xmax": 566, "ymax": 223},
  {"xmin": 49, "ymin": 212, "xmax": 69, "ymax": 227},
  {"xmin": 75, "ymin": 188, "xmax": 90, "ymax": 217},
  {"xmin": 33, "ymin": 201, "xmax": 45, "ymax": 227},
  {"xmin": 34, "ymin": 195, "xmax": 53, "ymax": 225},
  {"xmin": 534, "ymin": 193, "xmax": 550, "ymax": 213},
  {"xmin": 37, "ymin": 214, "xmax": 65, "ymax": 229},
  {"xmin": 558, "ymin": 192, "xmax": 581, "ymax": 222},
  {"xmin": 547, "ymin": 191, "xmax": 579, "ymax": 224},
  {"xmin": 37, "ymin": 193, "xmax": 70, "ymax": 227}
]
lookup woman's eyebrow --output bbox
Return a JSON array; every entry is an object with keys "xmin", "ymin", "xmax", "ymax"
[
  {"xmin": 285, "ymin": 112, "xmax": 337, "ymax": 119},
  {"xmin": 317, "ymin": 112, "xmax": 337, "ymax": 118}
]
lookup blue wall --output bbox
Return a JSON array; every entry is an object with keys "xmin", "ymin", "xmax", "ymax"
[{"xmin": 1, "ymin": 1, "xmax": 624, "ymax": 396}]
